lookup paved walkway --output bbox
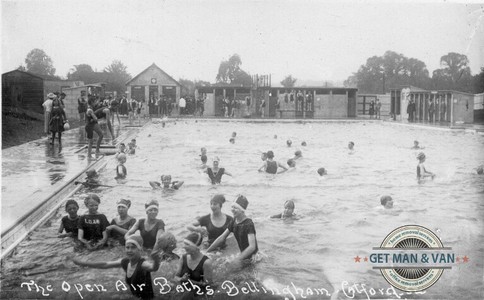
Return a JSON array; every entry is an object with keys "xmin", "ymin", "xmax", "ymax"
[{"xmin": 1, "ymin": 117, "xmax": 149, "ymax": 234}]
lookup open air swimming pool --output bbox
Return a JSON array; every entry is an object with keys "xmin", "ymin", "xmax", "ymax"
[{"xmin": 1, "ymin": 120, "xmax": 483, "ymax": 299}]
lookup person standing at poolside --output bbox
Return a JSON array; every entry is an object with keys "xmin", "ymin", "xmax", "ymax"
[
  {"xmin": 78, "ymin": 90, "xmax": 88, "ymax": 123},
  {"xmin": 125, "ymin": 200, "xmax": 165, "ymax": 250},
  {"xmin": 207, "ymin": 195, "xmax": 258, "ymax": 267},
  {"xmin": 375, "ymin": 98, "xmax": 382, "ymax": 119},
  {"xmin": 85, "ymin": 97, "xmax": 103, "ymax": 158},
  {"xmin": 42, "ymin": 93, "xmax": 55, "ymax": 137},
  {"xmin": 187, "ymin": 194, "xmax": 233, "ymax": 248},
  {"xmin": 49, "ymin": 96, "xmax": 67, "ymax": 146},
  {"xmin": 258, "ymin": 150, "xmax": 288, "ymax": 174},
  {"xmin": 204, "ymin": 156, "xmax": 233, "ymax": 184},
  {"xmin": 428, "ymin": 98, "xmax": 435, "ymax": 123}
]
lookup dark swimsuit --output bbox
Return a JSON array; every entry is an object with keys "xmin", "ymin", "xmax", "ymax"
[
  {"xmin": 178, "ymin": 254, "xmax": 209, "ymax": 286},
  {"xmin": 121, "ymin": 257, "xmax": 154, "ymax": 299},
  {"xmin": 207, "ymin": 168, "xmax": 225, "ymax": 184},
  {"xmin": 115, "ymin": 165, "xmax": 127, "ymax": 179},
  {"xmin": 85, "ymin": 108, "xmax": 98, "ymax": 139},
  {"xmin": 266, "ymin": 161, "xmax": 277, "ymax": 174},
  {"xmin": 139, "ymin": 219, "xmax": 165, "ymax": 248}
]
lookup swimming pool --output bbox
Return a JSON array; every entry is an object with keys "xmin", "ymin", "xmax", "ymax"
[{"xmin": 1, "ymin": 120, "xmax": 483, "ymax": 299}]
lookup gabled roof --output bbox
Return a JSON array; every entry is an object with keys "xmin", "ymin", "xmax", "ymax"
[
  {"xmin": 2, "ymin": 69, "xmax": 44, "ymax": 80},
  {"xmin": 126, "ymin": 63, "xmax": 180, "ymax": 86}
]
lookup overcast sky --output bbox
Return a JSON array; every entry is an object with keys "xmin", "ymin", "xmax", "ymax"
[{"xmin": 2, "ymin": 0, "xmax": 483, "ymax": 85}]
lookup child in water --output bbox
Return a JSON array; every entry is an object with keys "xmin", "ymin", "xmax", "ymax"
[
  {"xmin": 78, "ymin": 194, "xmax": 110, "ymax": 250},
  {"xmin": 348, "ymin": 141, "xmax": 355, "ymax": 152},
  {"xmin": 58, "ymin": 199, "xmax": 80, "ymax": 238},
  {"xmin": 127, "ymin": 139, "xmax": 137, "ymax": 154},
  {"xmin": 78, "ymin": 169, "xmax": 101, "ymax": 188},
  {"xmin": 106, "ymin": 199, "xmax": 136, "ymax": 245},
  {"xmin": 68, "ymin": 235, "xmax": 162, "ymax": 299},
  {"xmin": 115, "ymin": 153, "xmax": 127, "ymax": 180},
  {"xmin": 293, "ymin": 150, "xmax": 303, "ymax": 160},
  {"xmin": 286, "ymin": 139, "xmax": 292, "ymax": 147},
  {"xmin": 229, "ymin": 138, "xmax": 235, "ymax": 144},
  {"xmin": 416, "ymin": 152, "xmax": 435, "ymax": 181},
  {"xmin": 149, "ymin": 175, "xmax": 184, "ymax": 190},
  {"xmin": 380, "ymin": 195, "xmax": 394, "ymax": 209},
  {"xmin": 117, "ymin": 143, "xmax": 126, "ymax": 154},
  {"xmin": 270, "ymin": 200, "xmax": 296, "ymax": 219}
]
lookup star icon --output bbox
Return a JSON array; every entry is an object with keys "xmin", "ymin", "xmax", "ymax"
[
  {"xmin": 354, "ymin": 256, "xmax": 361, "ymax": 263},
  {"xmin": 463, "ymin": 256, "xmax": 469, "ymax": 263}
]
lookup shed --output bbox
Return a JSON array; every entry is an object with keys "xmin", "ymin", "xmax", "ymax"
[{"xmin": 2, "ymin": 70, "xmax": 44, "ymax": 114}]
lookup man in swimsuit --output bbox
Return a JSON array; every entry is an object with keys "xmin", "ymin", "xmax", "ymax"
[
  {"xmin": 93, "ymin": 97, "xmax": 115, "ymax": 141},
  {"xmin": 258, "ymin": 150, "xmax": 288, "ymax": 174},
  {"xmin": 204, "ymin": 156, "xmax": 233, "ymax": 184}
]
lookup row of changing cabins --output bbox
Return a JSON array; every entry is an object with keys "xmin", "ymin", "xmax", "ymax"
[{"xmin": 3, "ymin": 63, "xmax": 482, "ymax": 124}]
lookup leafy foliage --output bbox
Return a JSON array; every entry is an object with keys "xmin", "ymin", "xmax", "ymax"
[
  {"xmin": 280, "ymin": 75, "xmax": 297, "ymax": 88},
  {"xmin": 22, "ymin": 48, "xmax": 56, "ymax": 76}
]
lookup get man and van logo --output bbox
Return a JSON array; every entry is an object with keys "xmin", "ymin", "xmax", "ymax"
[{"xmin": 354, "ymin": 225, "xmax": 469, "ymax": 292}]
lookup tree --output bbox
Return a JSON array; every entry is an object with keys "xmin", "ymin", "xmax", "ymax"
[
  {"xmin": 215, "ymin": 54, "xmax": 251, "ymax": 85},
  {"xmin": 347, "ymin": 51, "xmax": 431, "ymax": 94},
  {"xmin": 280, "ymin": 75, "xmax": 297, "ymax": 88},
  {"xmin": 473, "ymin": 67, "xmax": 484, "ymax": 93},
  {"xmin": 23, "ymin": 48, "xmax": 56, "ymax": 76},
  {"xmin": 431, "ymin": 52, "xmax": 473, "ymax": 92},
  {"xmin": 104, "ymin": 60, "xmax": 132, "ymax": 95},
  {"xmin": 17, "ymin": 65, "xmax": 26, "ymax": 72},
  {"xmin": 67, "ymin": 64, "xmax": 95, "ymax": 81}
]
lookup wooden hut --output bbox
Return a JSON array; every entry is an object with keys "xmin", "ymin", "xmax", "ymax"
[{"xmin": 2, "ymin": 70, "xmax": 44, "ymax": 114}]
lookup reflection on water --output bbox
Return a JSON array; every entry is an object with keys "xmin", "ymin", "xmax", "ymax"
[{"xmin": 1, "ymin": 121, "xmax": 483, "ymax": 299}]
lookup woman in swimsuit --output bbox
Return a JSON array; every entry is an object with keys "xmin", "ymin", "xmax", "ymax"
[
  {"xmin": 125, "ymin": 200, "xmax": 165, "ymax": 250},
  {"xmin": 69, "ymin": 235, "xmax": 162, "ymax": 299},
  {"xmin": 258, "ymin": 150, "xmax": 288, "ymax": 174},
  {"xmin": 187, "ymin": 194, "xmax": 233, "ymax": 248},
  {"xmin": 204, "ymin": 156, "xmax": 233, "ymax": 184},
  {"xmin": 174, "ymin": 232, "xmax": 213, "ymax": 297}
]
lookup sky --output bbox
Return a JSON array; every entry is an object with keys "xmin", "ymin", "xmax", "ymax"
[{"xmin": 2, "ymin": 0, "xmax": 484, "ymax": 86}]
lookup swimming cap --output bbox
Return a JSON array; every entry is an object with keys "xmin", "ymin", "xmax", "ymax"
[
  {"xmin": 117, "ymin": 198, "xmax": 131, "ymax": 208},
  {"xmin": 380, "ymin": 195, "xmax": 393, "ymax": 206},
  {"xmin": 234, "ymin": 195, "xmax": 249, "ymax": 210},
  {"xmin": 184, "ymin": 232, "xmax": 203, "ymax": 247},
  {"xmin": 84, "ymin": 194, "xmax": 101, "ymax": 205},
  {"xmin": 417, "ymin": 152, "xmax": 426, "ymax": 160},
  {"xmin": 126, "ymin": 235, "xmax": 143, "ymax": 250},
  {"xmin": 294, "ymin": 150, "xmax": 302, "ymax": 157},
  {"xmin": 65, "ymin": 199, "xmax": 79, "ymax": 209},
  {"xmin": 145, "ymin": 199, "xmax": 159, "ymax": 211},
  {"xmin": 211, "ymin": 194, "xmax": 226, "ymax": 206},
  {"xmin": 287, "ymin": 140, "xmax": 292, "ymax": 145},
  {"xmin": 317, "ymin": 167, "xmax": 327, "ymax": 176}
]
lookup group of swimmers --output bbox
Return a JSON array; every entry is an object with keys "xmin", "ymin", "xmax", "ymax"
[{"xmin": 61, "ymin": 129, "xmax": 483, "ymax": 299}]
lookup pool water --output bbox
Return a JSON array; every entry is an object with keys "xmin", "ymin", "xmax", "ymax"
[{"xmin": 1, "ymin": 120, "xmax": 483, "ymax": 299}]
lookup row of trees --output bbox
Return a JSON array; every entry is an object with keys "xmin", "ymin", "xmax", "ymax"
[
  {"xmin": 344, "ymin": 51, "xmax": 484, "ymax": 94},
  {"xmin": 17, "ymin": 49, "xmax": 132, "ymax": 95}
]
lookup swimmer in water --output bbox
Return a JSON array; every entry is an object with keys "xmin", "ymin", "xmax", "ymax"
[
  {"xmin": 348, "ymin": 141, "xmax": 355, "ymax": 151},
  {"xmin": 287, "ymin": 159, "xmax": 296, "ymax": 168},
  {"xmin": 293, "ymin": 150, "xmax": 302, "ymax": 160},
  {"xmin": 58, "ymin": 199, "xmax": 79, "ymax": 238},
  {"xmin": 200, "ymin": 147, "xmax": 207, "ymax": 157},
  {"xmin": 416, "ymin": 152, "xmax": 435, "ymax": 181},
  {"xmin": 229, "ymin": 137, "xmax": 235, "ymax": 144},
  {"xmin": 232, "ymin": 132, "xmax": 237, "ymax": 138},
  {"xmin": 270, "ymin": 200, "xmax": 296, "ymax": 219},
  {"xmin": 149, "ymin": 175, "xmax": 184, "ymax": 190},
  {"xmin": 77, "ymin": 169, "xmax": 101, "ymax": 188},
  {"xmin": 200, "ymin": 154, "xmax": 208, "ymax": 170},
  {"xmin": 301, "ymin": 141, "xmax": 307, "ymax": 146},
  {"xmin": 286, "ymin": 139, "xmax": 292, "ymax": 147},
  {"xmin": 68, "ymin": 235, "xmax": 162, "ymax": 299},
  {"xmin": 260, "ymin": 152, "xmax": 268, "ymax": 161},
  {"xmin": 204, "ymin": 156, "xmax": 233, "ymax": 184},
  {"xmin": 411, "ymin": 140, "xmax": 423, "ymax": 149},
  {"xmin": 258, "ymin": 150, "xmax": 288, "ymax": 174},
  {"xmin": 154, "ymin": 232, "xmax": 180, "ymax": 261},
  {"xmin": 317, "ymin": 167, "xmax": 327, "ymax": 176},
  {"xmin": 380, "ymin": 195, "xmax": 393, "ymax": 209},
  {"xmin": 78, "ymin": 194, "xmax": 109, "ymax": 250},
  {"xmin": 115, "ymin": 153, "xmax": 127, "ymax": 180},
  {"xmin": 477, "ymin": 165, "xmax": 484, "ymax": 175}
]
